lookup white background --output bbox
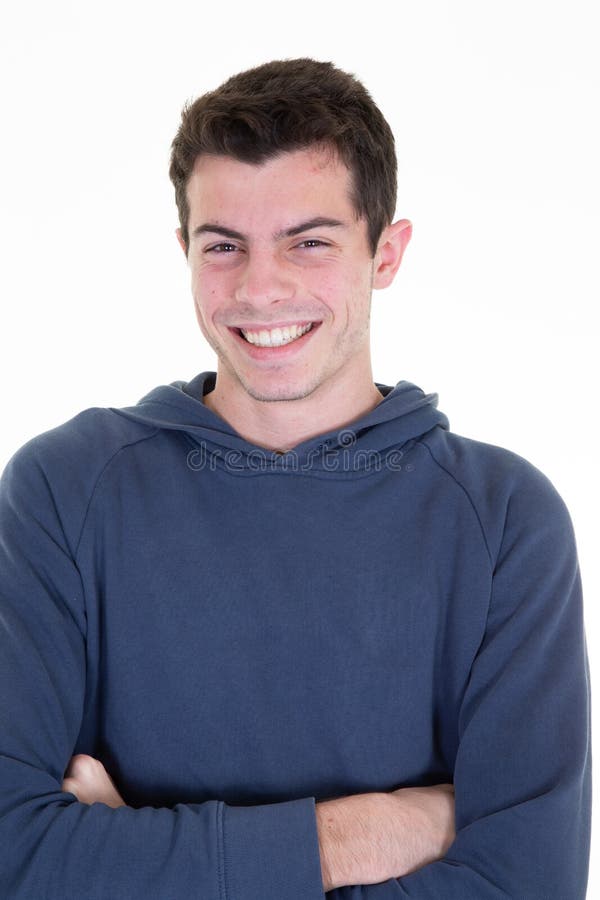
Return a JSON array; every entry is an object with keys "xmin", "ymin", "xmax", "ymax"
[{"xmin": 1, "ymin": 0, "xmax": 598, "ymax": 893}]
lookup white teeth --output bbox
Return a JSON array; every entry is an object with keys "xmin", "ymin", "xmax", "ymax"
[{"xmin": 241, "ymin": 322, "xmax": 314, "ymax": 347}]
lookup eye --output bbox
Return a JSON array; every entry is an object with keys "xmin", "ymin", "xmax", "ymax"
[
  {"xmin": 296, "ymin": 239, "xmax": 328, "ymax": 249},
  {"xmin": 206, "ymin": 242, "xmax": 239, "ymax": 254}
]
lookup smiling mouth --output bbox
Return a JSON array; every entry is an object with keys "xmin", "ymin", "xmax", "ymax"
[{"xmin": 234, "ymin": 321, "xmax": 318, "ymax": 348}]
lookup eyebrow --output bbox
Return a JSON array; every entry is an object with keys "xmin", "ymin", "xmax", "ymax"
[{"xmin": 191, "ymin": 217, "xmax": 347, "ymax": 242}]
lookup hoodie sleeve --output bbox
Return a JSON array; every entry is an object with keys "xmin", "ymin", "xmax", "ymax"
[
  {"xmin": 336, "ymin": 462, "xmax": 591, "ymax": 899},
  {"xmin": 0, "ymin": 441, "xmax": 326, "ymax": 900}
]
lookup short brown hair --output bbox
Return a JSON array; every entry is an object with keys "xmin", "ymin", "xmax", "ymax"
[{"xmin": 169, "ymin": 58, "xmax": 397, "ymax": 257}]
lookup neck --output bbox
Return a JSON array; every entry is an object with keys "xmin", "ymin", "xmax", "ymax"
[{"xmin": 202, "ymin": 366, "xmax": 384, "ymax": 452}]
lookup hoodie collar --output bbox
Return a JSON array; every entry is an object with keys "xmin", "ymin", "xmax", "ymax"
[{"xmin": 112, "ymin": 371, "xmax": 449, "ymax": 475}]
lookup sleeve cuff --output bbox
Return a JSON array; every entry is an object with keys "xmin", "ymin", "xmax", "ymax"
[{"xmin": 222, "ymin": 796, "xmax": 325, "ymax": 899}]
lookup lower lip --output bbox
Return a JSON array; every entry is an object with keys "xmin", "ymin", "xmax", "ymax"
[{"xmin": 229, "ymin": 323, "xmax": 321, "ymax": 360}]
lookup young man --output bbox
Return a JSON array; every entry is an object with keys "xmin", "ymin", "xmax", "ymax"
[{"xmin": 0, "ymin": 59, "xmax": 591, "ymax": 898}]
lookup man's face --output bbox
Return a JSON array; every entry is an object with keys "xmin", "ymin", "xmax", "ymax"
[{"xmin": 180, "ymin": 146, "xmax": 396, "ymax": 406}]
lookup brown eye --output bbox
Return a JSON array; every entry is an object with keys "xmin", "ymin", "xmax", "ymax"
[
  {"xmin": 207, "ymin": 243, "xmax": 238, "ymax": 253},
  {"xmin": 297, "ymin": 239, "xmax": 327, "ymax": 249}
]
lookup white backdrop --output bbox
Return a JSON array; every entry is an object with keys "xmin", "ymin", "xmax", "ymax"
[{"xmin": 1, "ymin": 0, "xmax": 598, "ymax": 894}]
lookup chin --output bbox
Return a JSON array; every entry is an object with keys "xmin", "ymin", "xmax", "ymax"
[
  {"xmin": 245, "ymin": 388, "xmax": 314, "ymax": 404},
  {"xmin": 242, "ymin": 377, "xmax": 318, "ymax": 404}
]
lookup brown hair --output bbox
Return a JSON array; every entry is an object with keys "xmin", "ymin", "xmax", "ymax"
[{"xmin": 169, "ymin": 58, "xmax": 397, "ymax": 257}]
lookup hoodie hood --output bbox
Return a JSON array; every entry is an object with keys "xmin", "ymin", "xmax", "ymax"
[{"xmin": 112, "ymin": 371, "xmax": 449, "ymax": 476}]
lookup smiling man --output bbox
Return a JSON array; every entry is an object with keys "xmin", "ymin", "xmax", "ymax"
[
  {"xmin": 0, "ymin": 59, "xmax": 591, "ymax": 898},
  {"xmin": 179, "ymin": 147, "xmax": 411, "ymax": 447}
]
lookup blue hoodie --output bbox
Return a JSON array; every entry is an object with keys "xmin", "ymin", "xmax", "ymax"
[{"xmin": 0, "ymin": 372, "xmax": 591, "ymax": 898}]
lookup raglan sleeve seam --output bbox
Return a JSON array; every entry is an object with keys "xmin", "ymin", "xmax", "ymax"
[
  {"xmin": 72, "ymin": 426, "xmax": 163, "ymax": 559},
  {"xmin": 414, "ymin": 437, "xmax": 495, "ymax": 568},
  {"xmin": 413, "ymin": 436, "xmax": 513, "ymax": 665}
]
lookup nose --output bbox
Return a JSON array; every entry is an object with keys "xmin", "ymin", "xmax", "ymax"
[{"xmin": 234, "ymin": 247, "xmax": 295, "ymax": 308}]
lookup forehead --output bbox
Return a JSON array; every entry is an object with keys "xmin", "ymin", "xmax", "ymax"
[{"xmin": 186, "ymin": 146, "xmax": 356, "ymax": 226}]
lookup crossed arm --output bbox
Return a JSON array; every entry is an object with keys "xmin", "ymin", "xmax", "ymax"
[
  {"xmin": 62, "ymin": 755, "xmax": 455, "ymax": 892},
  {"xmin": 2, "ymin": 441, "xmax": 591, "ymax": 897}
]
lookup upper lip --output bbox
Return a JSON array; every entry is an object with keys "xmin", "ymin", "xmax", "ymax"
[{"xmin": 231, "ymin": 320, "xmax": 319, "ymax": 331}]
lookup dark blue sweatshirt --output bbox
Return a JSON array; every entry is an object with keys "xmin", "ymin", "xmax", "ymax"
[{"xmin": 0, "ymin": 372, "xmax": 591, "ymax": 898}]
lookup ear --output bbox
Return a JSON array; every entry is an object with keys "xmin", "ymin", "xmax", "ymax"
[
  {"xmin": 175, "ymin": 227, "xmax": 188, "ymax": 258},
  {"xmin": 372, "ymin": 219, "xmax": 412, "ymax": 290}
]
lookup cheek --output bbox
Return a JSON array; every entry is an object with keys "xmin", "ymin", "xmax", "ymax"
[
  {"xmin": 191, "ymin": 287, "xmax": 214, "ymax": 333},
  {"xmin": 302, "ymin": 267, "xmax": 347, "ymax": 303},
  {"xmin": 193, "ymin": 267, "xmax": 235, "ymax": 306},
  {"xmin": 309, "ymin": 267, "xmax": 370, "ymax": 317},
  {"xmin": 191, "ymin": 274, "xmax": 221, "ymax": 319}
]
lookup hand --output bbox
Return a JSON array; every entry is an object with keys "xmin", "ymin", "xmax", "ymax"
[
  {"xmin": 62, "ymin": 754, "xmax": 126, "ymax": 809},
  {"xmin": 316, "ymin": 783, "xmax": 455, "ymax": 891}
]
